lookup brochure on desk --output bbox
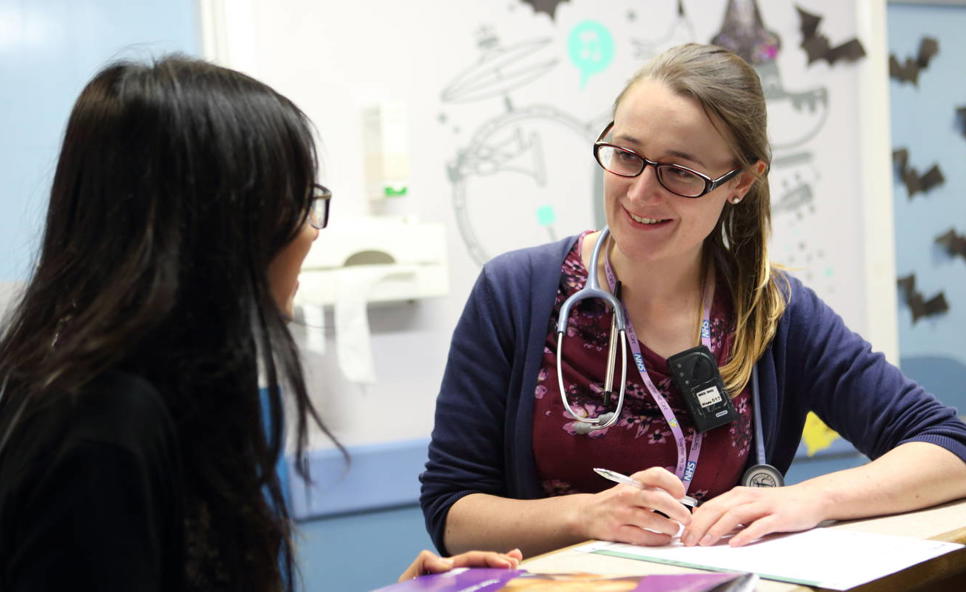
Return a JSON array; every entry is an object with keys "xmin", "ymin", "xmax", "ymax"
[
  {"xmin": 578, "ymin": 527, "xmax": 965, "ymax": 591},
  {"xmin": 372, "ymin": 568, "xmax": 757, "ymax": 592}
]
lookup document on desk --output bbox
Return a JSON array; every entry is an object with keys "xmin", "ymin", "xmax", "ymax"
[{"xmin": 576, "ymin": 527, "xmax": 964, "ymax": 590}]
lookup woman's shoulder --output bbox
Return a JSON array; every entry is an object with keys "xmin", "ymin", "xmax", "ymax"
[
  {"xmin": 18, "ymin": 370, "xmax": 176, "ymax": 461},
  {"xmin": 770, "ymin": 270, "xmax": 831, "ymax": 319}
]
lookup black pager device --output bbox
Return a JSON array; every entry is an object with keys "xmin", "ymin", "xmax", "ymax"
[{"xmin": 667, "ymin": 345, "xmax": 738, "ymax": 433}]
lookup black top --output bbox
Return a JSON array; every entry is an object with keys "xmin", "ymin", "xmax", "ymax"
[{"xmin": 0, "ymin": 371, "xmax": 186, "ymax": 591}]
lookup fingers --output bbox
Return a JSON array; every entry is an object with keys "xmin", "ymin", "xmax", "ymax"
[
  {"xmin": 614, "ymin": 524, "xmax": 675, "ymax": 547},
  {"xmin": 593, "ymin": 491, "xmax": 687, "ymax": 543},
  {"xmin": 449, "ymin": 549, "xmax": 523, "ymax": 569},
  {"xmin": 397, "ymin": 550, "xmax": 449, "ymax": 582},
  {"xmin": 398, "ymin": 548, "xmax": 523, "ymax": 582},
  {"xmin": 580, "ymin": 469, "xmax": 692, "ymax": 546},
  {"xmin": 684, "ymin": 500, "xmax": 764, "ymax": 546},
  {"xmin": 682, "ymin": 486, "xmax": 821, "ymax": 547},
  {"xmin": 627, "ymin": 468, "xmax": 692, "ymax": 525},
  {"xmin": 728, "ymin": 515, "xmax": 781, "ymax": 547},
  {"xmin": 630, "ymin": 467, "xmax": 687, "ymax": 499}
]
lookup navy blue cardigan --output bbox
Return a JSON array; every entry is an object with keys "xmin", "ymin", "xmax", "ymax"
[{"xmin": 419, "ymin": 235, "xmax": 966, "ymax": 554}]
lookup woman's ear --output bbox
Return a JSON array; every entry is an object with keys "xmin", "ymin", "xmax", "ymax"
[{"xmin": 733, "ymin": 160, "xmax": 768, "ymax": 200}]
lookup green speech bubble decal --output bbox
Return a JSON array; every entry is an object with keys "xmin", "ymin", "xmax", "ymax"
[{"xmin": 568, "ymin": 20, "xmax": 614, "ymax": 88}]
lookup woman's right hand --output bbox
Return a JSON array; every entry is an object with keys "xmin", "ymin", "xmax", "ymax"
[
  {"xmin": 574, "ymin": 467, "xmax": 691, "ymax": 546},
  {"xmin": 397, "ymin": 548, "xmax": 523, "ymax": 582}
]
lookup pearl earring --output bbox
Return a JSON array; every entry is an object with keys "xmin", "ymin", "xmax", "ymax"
[{"xmin": 730, "ymin": 197, "xmax": 742, "ymax": 204}]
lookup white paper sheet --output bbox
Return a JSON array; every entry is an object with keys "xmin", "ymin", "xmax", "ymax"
[{"xmin": 576, "ymin": 527, "xmax": 963, "ymax": 590}]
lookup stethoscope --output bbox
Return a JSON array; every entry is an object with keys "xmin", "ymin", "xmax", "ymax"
[
  {"xmin": 555, "ymin": 227, "xmax": 783, "ymax": 488},
  {"xmin": 555, "ymin": 227, "xmax": 628, "ymax": 431}
]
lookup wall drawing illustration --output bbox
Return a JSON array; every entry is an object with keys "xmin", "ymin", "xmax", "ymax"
[
  {"xmin": 440, "ymin": 27, "xmax": 607, "ymax": 264},
  {"xmin": 439, "ymin": 0, "xmax": 853, "ymax": 299}
]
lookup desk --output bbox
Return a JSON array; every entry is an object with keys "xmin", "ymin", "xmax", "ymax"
[{"xmin": 521, "ymin": 499, "xmax": 966, "ymax": 591}]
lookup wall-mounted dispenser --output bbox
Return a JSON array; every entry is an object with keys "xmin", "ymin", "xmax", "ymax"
[
  {"xmin": 363, "ymin": 101, "xmax": 409, "ymax": 201},
  {"xmin": 293, "ymin": 216, "xmax": 448, "ymax": 384}
]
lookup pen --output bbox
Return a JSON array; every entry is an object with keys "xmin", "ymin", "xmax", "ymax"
[{"xmin": 593, "ymin": 467, "xmax": 699, "ymax": 509}]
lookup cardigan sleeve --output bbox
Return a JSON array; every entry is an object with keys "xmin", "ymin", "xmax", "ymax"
[
  {"xmin": 780, "ymin": 277, "xmax": 966, "ymax": 463},
  {"xmin": 419, "ymin": 265, "xmax": 518, "ymax": 554}
]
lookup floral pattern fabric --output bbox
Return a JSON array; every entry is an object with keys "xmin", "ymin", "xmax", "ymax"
[{"xmin": 532, "ymin": 232, "xmax": 752, "ymax": 502}]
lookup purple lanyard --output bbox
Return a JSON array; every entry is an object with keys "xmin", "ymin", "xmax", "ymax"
[{"xmin": 602, "ymin": 252, "xmax": 713, "ymax": 494}]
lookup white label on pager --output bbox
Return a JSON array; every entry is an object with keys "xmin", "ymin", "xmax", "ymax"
[{"xmin": 696, "ymin": 386, "xmax": 722, "ymax": 408}]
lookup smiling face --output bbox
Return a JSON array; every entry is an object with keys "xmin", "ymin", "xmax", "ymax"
[{"xmin": 604, "ymin": 78, "xmax": 757, "ymax": 273}]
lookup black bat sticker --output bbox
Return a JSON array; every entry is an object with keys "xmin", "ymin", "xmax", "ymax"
[
  {"xmin": 520, "ymin": 0, "xmax": 570, "ymax": 20},
  {"xmin": 893, "ymin": 148, "xmax": 945, "ymax": 198},
  {"xmin": 936, "ymin": 228, "xmax": 966, "ymax": 263},
  {"xmin": 897, "ymin": 274, "xmax": 949, "ymax": 324},
  {"xmin": 889, "ymin": 37, "xmax": 939, "ymax": 86},
  {"xmin": 796, "ymin": 5, "xmax": 866, "ymax": 65},
  {"xmin": 956, "ymin": 106, "xmax": 966, "ymax": 139}
]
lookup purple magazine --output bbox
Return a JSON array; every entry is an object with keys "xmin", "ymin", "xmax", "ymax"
[{"xmin": 371, "ymin": 568, "xmax": 755, "ymax": 592}]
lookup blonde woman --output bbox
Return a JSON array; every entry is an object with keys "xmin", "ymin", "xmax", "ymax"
[{"xmin": 421, "ymin": 43, "xmax": 966, "ymax": 557}]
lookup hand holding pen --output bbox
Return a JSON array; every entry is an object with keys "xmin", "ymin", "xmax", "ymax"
[
  {"xmin": 588, "ymin": 467, "xmax": 695, "ymax": 542},
  {"xmin": 594, "ymin": 468, "xmax": 699, "ymax": 510}
]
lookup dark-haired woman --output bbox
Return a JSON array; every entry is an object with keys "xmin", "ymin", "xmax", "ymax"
[{"xmin": 0, "ymin": 56, "xmax": 518, "ymax": 591}]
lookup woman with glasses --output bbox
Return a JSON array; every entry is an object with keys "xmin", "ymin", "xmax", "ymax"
[
  {"xmin": 0, "ymin": 56, "xmax": 518, "ymax": 591},
  {"xmin": 421, "ymin": 43, "xmax": 966, "ymax": 557}
]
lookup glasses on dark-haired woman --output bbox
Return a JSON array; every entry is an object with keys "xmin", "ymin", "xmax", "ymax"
[{"xmin": 308, "ymin": 184, "xmax": 332, "ymax": 229}]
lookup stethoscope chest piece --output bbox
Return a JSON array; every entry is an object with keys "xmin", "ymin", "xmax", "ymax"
[{"xmin": 741, "ymin": 463, "xmax": 784, "ymax": 487}]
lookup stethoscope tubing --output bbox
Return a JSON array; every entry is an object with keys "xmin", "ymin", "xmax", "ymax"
[
  {"xmin": 555, "ymin": 227, "xmax": 628, "ymax": 429},
  {"xmin": 555, "ymin": 227, "xmax": 769, "ymax": 469}
]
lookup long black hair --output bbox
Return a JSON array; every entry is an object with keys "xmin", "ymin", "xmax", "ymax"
[{"xmin": 0, "ymin": 55, "xmax": 332, "ymax": 591}]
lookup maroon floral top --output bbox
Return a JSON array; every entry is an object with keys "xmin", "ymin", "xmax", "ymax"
[{"xmin": 533, "ymin": 232, "xmax": 752, "ymax": 502}]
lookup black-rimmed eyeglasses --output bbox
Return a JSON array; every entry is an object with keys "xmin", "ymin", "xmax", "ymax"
[
  {"xmin": 592, "ymin": 122, "xmax": 742, "ymax": 198},
  {"xmin": 309, "ymin": 184, "xmax": 331, "ymax": 229}
]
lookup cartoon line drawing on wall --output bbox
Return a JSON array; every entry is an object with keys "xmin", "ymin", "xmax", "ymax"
[
  {"xmin": 707, "ymin": 0, "xmax": 836, "ymax": 285},
  {"xmin": 439, "ymin": 27, "xmax": 607, "ymax": 265},
  {"xmin": 632, "ymin": 0, "xmax": 695, "ymax": 60},
  {"xmin": 440, "ymin": 1, "xmax": 855, "ymax": 275}
]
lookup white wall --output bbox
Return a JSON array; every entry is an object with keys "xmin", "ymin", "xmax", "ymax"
[{"xmin": 201, "ymin": 0, "xmax": 897, "ymax": 450}]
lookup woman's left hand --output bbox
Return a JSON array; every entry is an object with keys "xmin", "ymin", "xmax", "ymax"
[
  {"xmin": 681, "ymin": 484, "xmax": 827, "ymax": 547},
  {"xmin": 397, "ymin": 548, "xmax": 523, "ymax": 582}
]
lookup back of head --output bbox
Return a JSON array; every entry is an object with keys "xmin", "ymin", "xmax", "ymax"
[
  {"xmin": 615, "ymin": 43, "xmax": 783, "ymax": 394},
  {"xmin": 0, "ymin": 55, "xmax": 320, "ymax": 590}
]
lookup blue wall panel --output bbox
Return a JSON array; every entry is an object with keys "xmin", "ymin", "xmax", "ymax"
[
  {"xmin": 0, "ymin": 0, "xmax": 200, "ymax": 281},
  {"xmin": 888, "ymin": 3, "xmax": 966, "ymax": 410}
]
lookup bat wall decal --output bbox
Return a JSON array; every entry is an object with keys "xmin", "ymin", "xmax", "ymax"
[
  {"xmin": 889, "ymin": 37, "xmax": 939, "ymax": 86},
  {"xmin": 893, "ymin": 148, "xmax": 945, "ymax": 197},
  {"xmin": 521, "ymin": 0, "xmax": 570, "ymax": 20},
  {"xmin": 795, "ymin": 5, "xmax": 866, "ymax": 65},
  {"xmin": 936, "ymin": 228, "xmax": 966, "ymax": 263},
  {"xmin": 897, "ymin": 274, "xmax": 949, "ymax": 323}
]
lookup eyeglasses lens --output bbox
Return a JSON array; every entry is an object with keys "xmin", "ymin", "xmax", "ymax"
[
  {"xmin": 655, "ymin": 167, "xmax": 705, "ymax": 197},
  {"xmin": 310, "ymin": 186, "xmax": 331, "ymax": 229},
  {"xmin": 596, "ymin": 146, "xmax": 706, "ymax": 198}
]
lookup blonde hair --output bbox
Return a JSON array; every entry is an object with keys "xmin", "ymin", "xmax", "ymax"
[{"xmin": 615, "ymin": 43, "xmax": 787, "ymax": 395}]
